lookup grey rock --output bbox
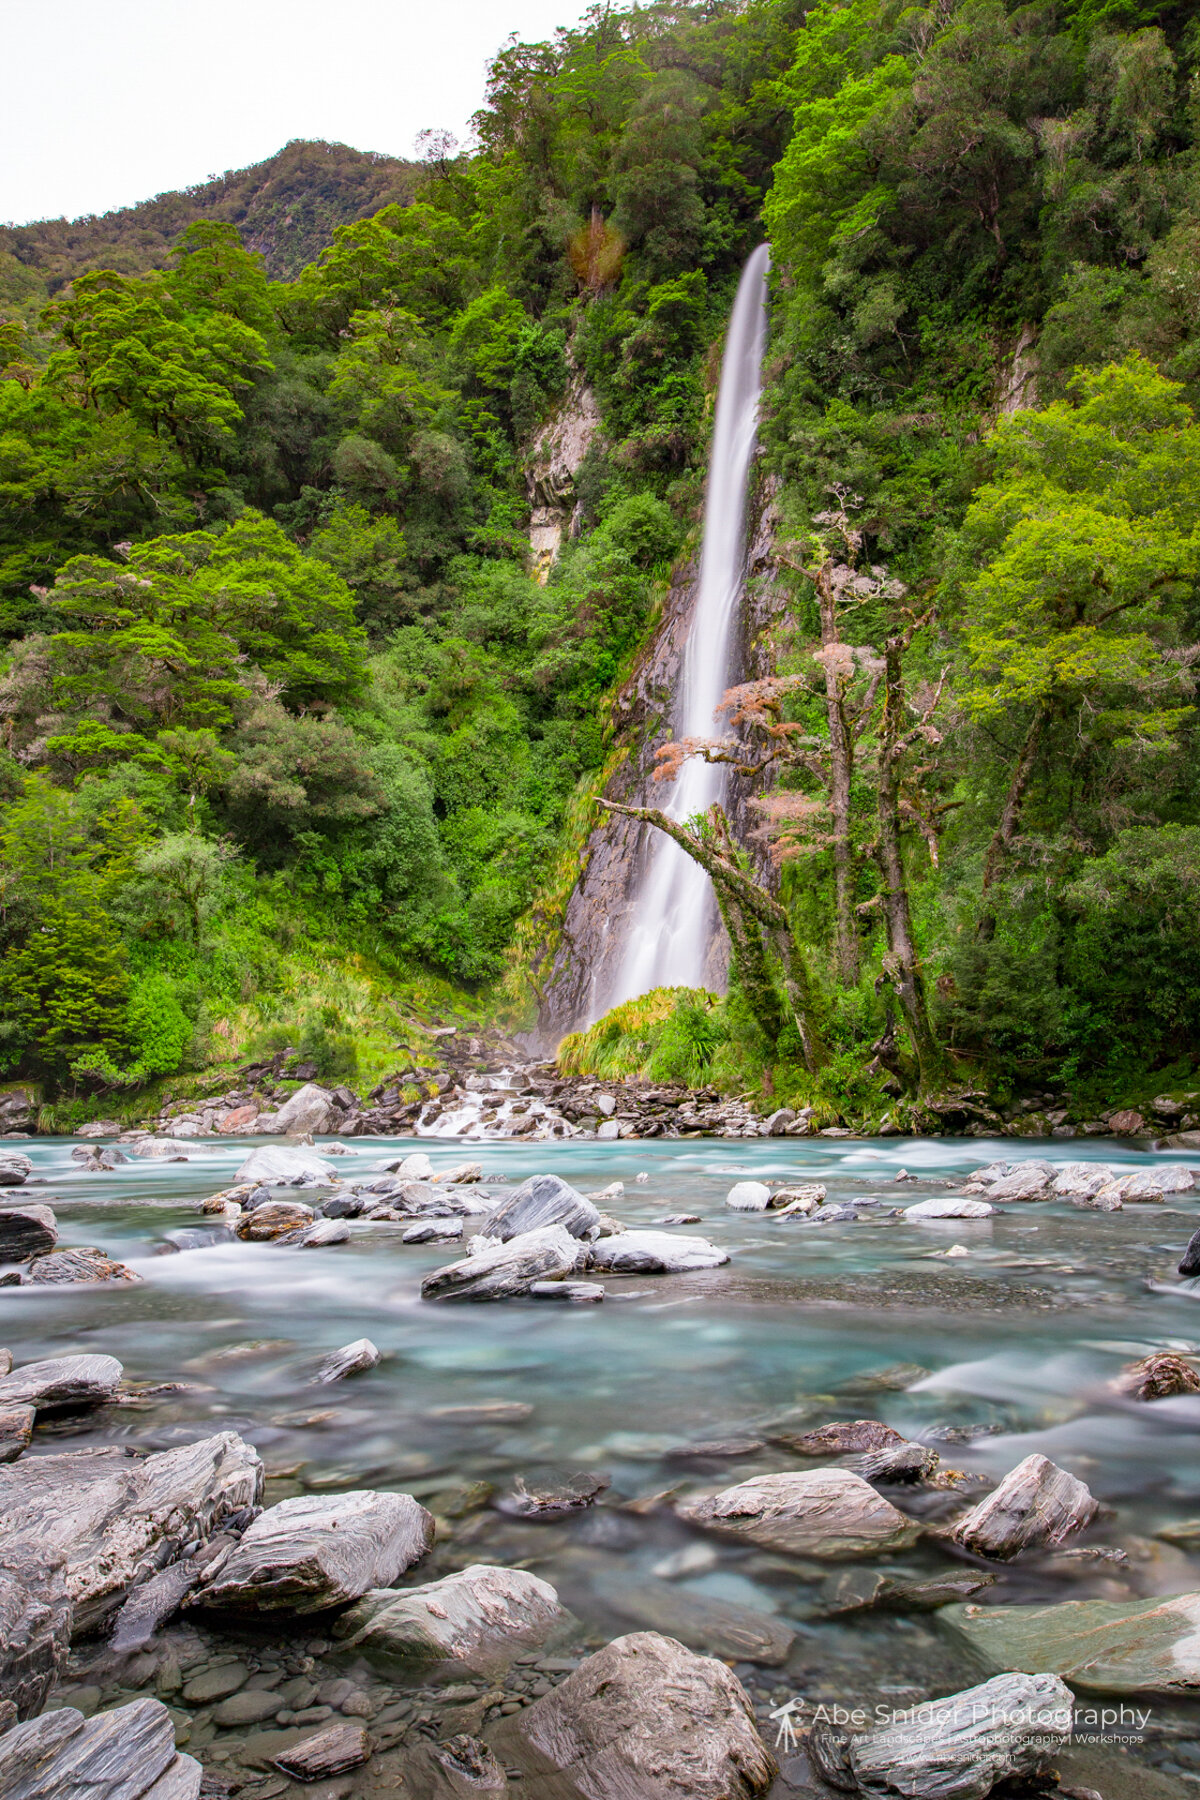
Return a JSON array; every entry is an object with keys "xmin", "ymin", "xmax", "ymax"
[
  {"xmin": 402, "ymin": 1218, "xmax": 464, "ymax": 1243},
  {"xmin": 0, "ymin": 1354, "xmax": 122, "ymax": 1411},
  {"xmin": 0, "ymin": 1154, "xmax": 33, "ymax": 1188},
  {"xmin": 127, "ymin": 1139, "xmax": 192, "ymax": 1160},
  {"xmin": 255, "ymin": 1083, "xmax": 338, "ymax": 1138},
  {"xmin": 189, "ymin": 1489, "xmax": 433, "ymax": 1613},
  {"xmin": 846, "ymin": 1441, "xmax": 940, "ymax": 1484},
  {"xmin": 234, "ymin": 1145, "xmax": 335, "ymax": 1186},
  {"xmin": 0, "ymin": 1206, "xmax": 56, "ymax": 1261},
  {"xmin": 818, "ymin": 1566, "xmax": 994, "ymax": 1616},
  {"xmin": 311, "ymin": 1339, "xmax": 381, "ymax": 1385},
  {"xmin": 0, "ymin": 1696, "xmax": 202, "ymax": 1798},
  {"xmin": 587, "ymin": 1230, "xmax": 728, "ymax": 1273},
  {"xmin": 235, "ymin": 1200, "xmax": 314, "ymax": 1240},
  {"xmin": 725, "ymin": 1182, "xmax": 771, "ymax": 1212},
  {"xmin": 0, "ymin": 1087, "xmax": 38, "ymax": 1134},
  {"xmin": 0, "ymin": 1404, "xmax": 34, "ymax": 1462},
  {"xmin": 938, "ymin": 1590, "xmax": 1200, "ymax": 1694},
  {"xmin": 421, "ymin": 1224, "xmax": 581, "ymax": 1301},
  {"xmin": 983, "ymin": 1165, "xmax": 1052, "ymax": 1202},
  {"xmin": 272, "ymin": 1720, "xmax": 369, "ymax": 1779},
  {"xmin": 530, "ymin": 1279, "xmax": 604, "ymax": 1300},
  {"xmin": 1181, "ymin": 1227, "xmax": 1200, "ymax": 1277},
  {"xmin": 904, "ymin": 1196, "xmax": 993, "ymax": 1220},
  {"xmin": 0, "ymin": 1549, "xmax": 70, "ymax": 1718},
  {"xmin": 406, "ymin": 1735, "xmax": 509, "ymax": 1798},
  {"xmin": 676, "ymin": 1469, "xmax": 920, "ymax": 1559},
  {"xmin": 299, "ymin": 1218, "xmax": 350, "ymax": 1246},
  {"xmin": 1050, "ymin": 1163, "xmax": 1113, "ymax": 1198},
  {"xmin": 334, "ymin": 1563, "xmax": 568, "ymax": 1674},
  {"xmin": 494, "ymin": 1630, "xmax": 776, "ymax": 1799},
  {"xmin": 0, "ymin": 1431, "xmax": 262, "ymax": 1633},
  {"xmin": 24, "ymin": 1248, "xmax": 139, "ymax": 1285},
  {"xmin": 497, "ymin": 1471, "xmax": 609, "ymax": 1518},
  {"xmin": 481, "ymin": 1173, "xmax": 600, "ymax": 1242},
  {"xmin": 809, "ymin": 1670, "xmax": 1072, "ymax": 1800},
  {"xmin": 107, "ymin": 1553, "xmax": 210, "ymax": 1656},
  {"xmin": 772, "ymin": 1420, "xmax": 906, "ymax": 1457},
  {"xmin": 952, "ymin": 1452, "xmax": 1098, "ymax": 1561}
]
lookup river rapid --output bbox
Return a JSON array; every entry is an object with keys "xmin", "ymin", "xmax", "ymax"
[{"xmin": 12, "ymin": 1130, "xmax": 1200, "ymax": 1796}]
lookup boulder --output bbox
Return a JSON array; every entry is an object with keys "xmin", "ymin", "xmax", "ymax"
[
  {"xmin": 0, "ymin": 1432, "xmax": 262, "ymax": 1633},
  {"xmin": 0, "ymin": 1354, "xmax": 122, "ymax": 1411},
  {"xmin": 0, "ymin": 1550, "xmax": 70, "ymax": 1718},
  {"xmin": 0, "ymin": 1405, "xmax": 34, "ymax": 1462},
  {"xmin": 904, "ymin": 1197, "xmax": 994, "ymax": 1220},
  {"xmin": 403, "ymin": 1218, "xmax": 464, "ymax": 1243},
  {"xmin": 217, "ymin": 1105, "xmax": 259, "ymax": 1134},
  {"xmin": 1051, "ymin": 1163, "xmax": 1113, "ymax": 1198},
  {"xmin": 234, "ymin": 1145, "xmax": 335, "ymax": 1186},
  {"xmin": 128, "ymin": 1138, "xmax": 192, "ymax": 1160},
  {"xmin": 312, "ymin": 1338, "xmax": 381, "ymax": 1384},
  {"xmin": 480, "ymin": 1173, "xmax": 599, "ymax": 1242},
  {"xmin": 0, "ymin": 1206, "xmax": 57, "ymax": 1262},
  {"xmin": 939, "ymin": 1591, "xmax": 1200, "ymax": 1694},
  {"xmin": 24, "ymin": 1248, "xmax": 139, "ymax": 1284},
  {"xmin": 234, "ymin": 1200, "xmax": 314, "ymax": 1240},
  {"xmin": 0, "ymin": 1154, "xmax": 32, "ymax": 1188},
  {"xmin": 983, "ymin": 1165, "xmax": 1051, "ymax": 1202},
  {"xmin": 772, "ymin": 1420, "xmax": 906, "ymax": 1457},
  {"xmin": 587, "ymin": 1231, "xmax": 728, "ymax": 1274},
  {"xmin": 385, "ymin": 1151, "xmax": 434, "ymax": 1178},
  {"xmin": 421, "ymin": 1224, "xmax": 581, "ymax": 1301},
  {"xmin": 847, "ymin": 1441, "xmax": 940, "ymax": 1484},
  {"xmin": 273, "ymin": 1721, "xmax": 369, "ymax": 1780},
  {"xmin": 1114, "ymin": 1352, "xmax": 1200, "ymax": 1399},
  {"xmin": 771, "ymin": 1184, "xmax": 826, "ymax": 1214},
  {"xmin": 255, "ymin": 1082, "xmax": 338, "ymax": 1137},
  {"xmin": 74, "ymin": 1120, "xmax": 120, "ymax": 1138},
  {"xmin": 299, "ymin": 1218, "xmax": 350, "ymax": 1246},
  {"xmin": 810, "ymin": 1671, "xmax": 1072, "ymax": 1800},
  {"xmin": 189, "ymin": 1488, "xmax": 433, "ymax": 1613},
  {"xmin": 0, "ymin": 1085, "xmax": 38, "ymax": 1134},
  {"xmin": 725, "ymin": 1182, "xmax": 771, "ymax": 1212},
  {"xmin": 0, "ymin": 1698, "xmax": 202, "ymax": 1798},
  {"xmin": 676, "ymin": 1469, "xmax": 920, "ymax": 1559},
  {"xmin": 1180, "ymin": 1226, "xmax": 1200, "ymax": 1277},
  {"xmin": 1107, "ymin": 1109, "xmax": 1145, "ymax": 1134},
  {"xmin": 495, "ymin": 1631, "xmax": 775, "ymax": 1799},
  {"xmin": 952, "ymin": 1452, "xmax": 1097, "ymax": 1561},
  {"xmin": 334, "ymin": 1563, "xmax": 568, "ymax": 1674}
]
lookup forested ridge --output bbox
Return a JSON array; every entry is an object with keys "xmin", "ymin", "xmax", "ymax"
[{"xmin": 2, "ymin": 0, "xmax": 1200, "ymax": 1126}]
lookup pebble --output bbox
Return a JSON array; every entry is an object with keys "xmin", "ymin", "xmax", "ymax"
[{"xmin": 182, "ymin": 1663, "xmax": 249, "ymax": 1704}]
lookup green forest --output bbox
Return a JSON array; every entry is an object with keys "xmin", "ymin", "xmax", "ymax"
[{"xmin": 3, "ymin": 0, "xmax": 1200, "ymax": 1122}]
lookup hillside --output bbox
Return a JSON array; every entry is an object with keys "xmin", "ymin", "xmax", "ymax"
[{"xmin": 0, "ymin": 139, "xmax": 417, "ymax": 290}]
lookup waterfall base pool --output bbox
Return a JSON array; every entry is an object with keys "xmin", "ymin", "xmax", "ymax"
[{"xmin": 9, "ymin": 1132, "xmax": 1200, "ymax": 1796}]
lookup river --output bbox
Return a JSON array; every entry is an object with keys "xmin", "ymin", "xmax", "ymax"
[{"xmin": 11, "ymin": 1131, "xmax": 1200, "ymax": 1794}]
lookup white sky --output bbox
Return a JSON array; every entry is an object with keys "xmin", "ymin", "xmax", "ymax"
[{"xmin": 1, "ymin": 0, "xmax": 593, "ymax": 226}]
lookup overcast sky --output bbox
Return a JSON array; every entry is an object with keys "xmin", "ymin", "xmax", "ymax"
[{"xmin": 1, "ymin": 0, "xmax": 593, "ymax": 225}]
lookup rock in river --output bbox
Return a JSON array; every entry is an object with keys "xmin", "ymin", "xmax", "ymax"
[
  {"xmin": 939, "ymin": 1590, "xmax": 1200, "ymax": 1693},
  {"xmin": 0, "ymin": 1697, "xmax": 202, "ymax": 1799},
  {"xmin": 809, "ymin": 1670, "xmax": 1072, "ymax": 1800},
  {"xmin": 234, "ymin": 1199, "xmax": 314, "ymax": 1240},
  {"xmin": 312, "ymin": 1338, "xmax": 381, "ymax": 1384},
  {"xmin": 588, "ymin": 1230, "xmax": 729, "ymax": 1274},
  {"xmin": 480, "ymin": 1172, "xmax": 600, "ymax": 1241},
  {"xmin": 0, "ymin": 1430, "xmax": 262, "ymax": 1634},
  {"xmin": 904, "ymin": 1196, "xmax": 993, "ymax": 1220},
  {"xmin": 334, "ymin": 1563, "xmax": 569, "ymax": 1674},
  {"xmin": 952, "ymin": 1452, "xmax": 1098, "ymax": 1560},
  {"xmin": 494, "ymin": 1630, "xmax": 776, "ymax": 1799},
  {"xmin": 189, "ymin": 1488, "xmax": 433, "ymax": 1613},
  {"xmin": 273, "ymin": 1720, "xmax": 369, "ymax": 1780},
  {"xmin": 235, "ymin": 1145, "xmax": 335, "ymax": 1186},
  {"xmin": 0, "ymin": 1353, "xmax": 123, "ymax": 1412},
  {"xmin": 772, "ymin": 1420, "xmax": 906, "ymax": 1457},
  {"xmin": 676, "ymin": 1469, "xmax": 920, "ymax": 1558},
  {"xmin": 725, "ymin": 1182, "xmax": 771, "ymax": 1212},
  {"xmin": 421, "ymin": 1224, "xmax": 581, "ymax": 1301},
  {"xmin": 0, "ymin": 1205, "xmax": 56, "ymax": 1261},
  {"xmin": 0, "ymin": 1153, "xmax": 32, "ymax": 1188}
]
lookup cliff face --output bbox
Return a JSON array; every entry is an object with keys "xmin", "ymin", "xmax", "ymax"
[{"xmin": 533, "ymin": 471, "xmax": 789, "ymax": 1044}]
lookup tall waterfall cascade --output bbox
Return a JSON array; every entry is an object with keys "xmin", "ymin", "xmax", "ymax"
[{"xmin": 600, "ymin": 243, "xmax": 771, "ymax": 1015}]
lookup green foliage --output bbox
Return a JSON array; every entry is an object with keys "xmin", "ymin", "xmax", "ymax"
[{"xmin": 558, "ymin": 988, "xmax": 725, "ymax": 1084}]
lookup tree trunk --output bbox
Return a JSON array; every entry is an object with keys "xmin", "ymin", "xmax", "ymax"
[
  {"xmin": 712, "ymin": 886, "xmax": 784, "ymax": 1045},
  {"xmin": 815, "ymin": 564, "xmax": 859, "ymax": 987},
  {"xmin": 981, "ymin": 708, "xmax": 1045, "ymax": 895},
  {"xmin": 875, "ymin": 636, "xmax": 944, "ymax": 1090},
  {"xmin": 599, "ymin": 798, "xmax": 827, "ymax": 1072}
]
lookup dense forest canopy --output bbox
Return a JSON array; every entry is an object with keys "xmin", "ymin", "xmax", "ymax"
[{"xmin": 2, "ymin": 0, "xmax": 1200, "ymax": 1119}]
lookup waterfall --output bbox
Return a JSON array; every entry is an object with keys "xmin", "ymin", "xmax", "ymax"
[{"xmin": 601, "ymin": 243, "xmax": 770, "ymax": 1013}]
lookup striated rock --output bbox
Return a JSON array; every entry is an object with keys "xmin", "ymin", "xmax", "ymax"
[
  {"xmin": 905, "ymin": 1196, "xmax": 993, "ymax": 1220},
  {"xmin": 0, "ymin": 1154, "xmax": 33, "ymax": 1187},
  {"xmin": 591, "ymin": 1571, "xmax": 793, "ymax": 1666},
  {"xmin": 107, "ymin": 1548, "xmax": 219, "ymax": 1655},
  {"xmin": 25, "ymin": 1248, "xmax": 139, "ymax": 1284},
  {"xmin": 677, "ymin": 1469, "xmax": 920, "ymax": 1559},
  {"xmin": 725, "ymin": 1182, "xmax": 771, "ymax": 1212},
  {"xmin": 819, "ymin": 1566, "xmax": 994, "ymax": 1616},
  {"xmin": 952, "ymin": 1452, "xmax": 1097, "ymax": 1560},
  {"xmin": 0, "ymin": 1405, "xmax": 34, "ymax": 1462},
  {"xmin": 983, "ymin": 1164, "xmax": 1052, "ymax": 1202},
  {"xmin": 0, "ymin": 1697, "xmax": 202, "ymax": 1798},
  {"xmin": 234, "ymin": 1145, "xmax": 334, "ymax": 1186},
  {"xmin": 273, "ymin": 1720, "xmax": 369, "ymax": 1780},
  {"xmin": 0, "ymin": 1431, "xmax": 262, "ymax": 1633},
  {"xmin": 127, "ymin": 1138, "xmax": 192, "ymax": 1160},
  {"xmin": 771, "ymin": 1184, "xmax": 826, "ymax": 1215},
  {"xmin": 0, "ymin": 1354, "xmax": 122, "ymax": 1411},
  {"xmin": 312, "ymin": 1339, "xmax": 381, "ymax": 1384},
  {"xmin": 481, "ymin": 1173, "xmax": 599, "ymax": 1242},
  {"xmin": 1073, "ymin": 1188, "xmax": 1123, "ymax": 1212},
  {"xmin": 234, "ymin": 1199, "xmax": 314, "ymax": 1240},
  {"xmin": 408, "ymin": 1734, "xmax": 509, "ymax": 1798},
  {"xmin": 189, "ymin": 1489, "xmax": 433, "ymax": 1613},
  {"xmin": 531, "ymin": 1279, "xmax": 604, "ymax": 1300},
  {"xmin": 335, "ymin": 1563, "xmax": 568, "ymax": 1674},
  {"xmin": 939, "ymin": 1590, "xmax": 1200, "ymax": 1693},
  {"xmin": 497, "ymin": 1471, "xmax": 609, "ymax": 1518},
  {"xmin": 809, "ymin": 1671, "xmax": 1072, "ymax": 1800},
  {"xmin": 1107, "ymin": 1109, "xmax": 1145, "ymax": 1134},
  {"xmin": 386, "ymin": 1152, "xmax": 434, "ymax": 1178},
  {"xmin": 587, "ymin": 1230, "xmax": 728, "ymax": 1274},
  {"xmin": 299, "ymin": 1217, "xmax": 349, "ymax": 1246},
  {"xmin": 0, "ymin": 1550, "xmax": 70, "ymax": 1718},
  {"xmin": 0, "ymin": 1085, "xmax": 38, "ymax": 1134},
  {"xmin": 847, "ymin": 1441, "xmax": 940, "ymax": 1484},
  {"xmin": 772, "ymin": 1420, "xmax": 905, "ymax": 1457},
  {"xmin": 1114, "ymin": 1352, "xmax": 1200, "ymax": 1399},
  {"xmin": 0, "ymin": 1206, "xmax": 54, "ymax": 1260},
  {"xmin": 495, "ymin": 1630, "xmax": 776, "ymax": 1799},
  {"xmin": 1051, "ymin": 1162, "xmax": 1114, "ymax": 1198},
  {"xmin": 403, "ymin": 1218, "xmax": 463, "ymax": 1243},
  {"xmin": 255, "ymin": 1082, "xmax": 338, "ymax": 1138},
  {"xmin": 422, "ymin": 1224, "xmax": 581, "ymax": 1301},
  {"xmin": 435, "ymin": 1160, "xmax": 483, "ymax": 1184}
]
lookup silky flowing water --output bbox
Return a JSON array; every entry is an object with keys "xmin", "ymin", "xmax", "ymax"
[{"xmin": 13, "ymin": 1133, "xmax": 1200, "ymax": 1793}]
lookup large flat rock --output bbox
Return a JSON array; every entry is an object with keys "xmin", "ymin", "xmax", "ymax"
[
  {"xmin": 189, "ymin": 1488, "xmax": 433, "ymax": 1613},
  {"xmin": 588, "ymin": 1231, "xmax": 729, "ymax": 1273},
  {"xmin": 334, "ymin": 1563, "xmax": 568, "ymax": 1674},
  {"xmin": 939, "ymin": 1591, "xmax": 1200, "ymax": 1694},
  {"xmin": 481, "ymin": 1174, "xmax": 600, "ymax": 1242},
  {"xmin": 676, "ymin": 1469, "xmax": 920, "ymax": 1558},
  {"xmin": 494, "ymin": 1630, "xmax": 776, "ymax": 1799},
  {"xmin": 0, "ymin": 1354, "xmax": 123, "ymax": 1412},
  {"xmin": 421, "ymin": 1224, "xmax": 581, "ymax": 1300},
  {"xmin": 0, "ymin": 1696, "xmax": 202, "ymax": 1798},
  {"xmin": 0, "ymin": 1431, "xmax": 262, "ymax": 1633}
]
